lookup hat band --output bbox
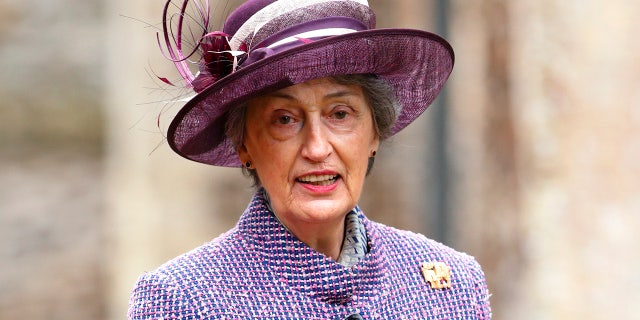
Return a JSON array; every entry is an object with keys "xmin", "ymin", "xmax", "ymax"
[
  {"xmin": 258, "ymin": 16, "xmax": 367, "ymax": 48},
  {"xmin": 267, "ymin": 28, "xmax": 359, "ymax": 49},
  {"xmin": 230, "ymin": 0, "xmax": 369, "ymax": 51},
  {"xmin": 241, "ymin": 16, "xmax": 367, "ymax": 66}
]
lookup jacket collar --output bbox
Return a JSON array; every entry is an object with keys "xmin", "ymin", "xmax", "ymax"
[{"xmin": 237, "ymin": 190, "xmax": 390, "ymax": 304}]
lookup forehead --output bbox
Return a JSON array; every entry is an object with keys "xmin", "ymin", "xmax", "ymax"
[{"xmin": 264, "ymin": 77, "xmax": 364, "ymax": 101}]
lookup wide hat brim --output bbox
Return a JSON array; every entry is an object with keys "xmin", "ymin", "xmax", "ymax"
[{"xmin": 167, "ymin": 28, "xmax": 454, "ymax": 167}]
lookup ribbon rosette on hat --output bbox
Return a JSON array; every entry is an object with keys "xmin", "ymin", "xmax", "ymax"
[
  {"xmin": 157, "ymin": 0, "xmax": 247, "ymax": 91},
  {"xmin": 192, "ymin": 31, "xmax": 247, "ymax": 93}
]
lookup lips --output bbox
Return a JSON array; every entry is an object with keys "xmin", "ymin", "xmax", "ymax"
[{"xmin": 296, "ymin": 174, "xmax": 340, "ymax": 186}]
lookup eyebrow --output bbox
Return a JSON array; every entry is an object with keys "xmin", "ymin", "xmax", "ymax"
[{"xmin": 267, "ymin": 90, "xmax": 358, "ymax": 101}]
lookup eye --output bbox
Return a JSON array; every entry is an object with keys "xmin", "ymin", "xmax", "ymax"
[
  {"xmin": 333, "ymin": 110, "xmax": 349, "ymax": 120},
  {"xmin": 271, "ymin": 110, "xmax": 299, "ymax": 128},
  {"xmin": 277, "ymin": 115, "xmax": 293, "ymax": 125}
]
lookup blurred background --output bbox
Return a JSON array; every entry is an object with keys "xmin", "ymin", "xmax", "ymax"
[{"xmin": 1, "ymin": 0, "xmax": 639, "ymax": 319}]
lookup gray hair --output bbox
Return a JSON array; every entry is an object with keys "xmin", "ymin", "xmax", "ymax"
[{"xmin": 225, "ymin": 74, "xmax": 400, "ymax": 187}]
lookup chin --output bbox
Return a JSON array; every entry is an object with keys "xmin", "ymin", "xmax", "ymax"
[{"xmin": 295, "ymin": 198, "xmax": 354, "ymax": 222}]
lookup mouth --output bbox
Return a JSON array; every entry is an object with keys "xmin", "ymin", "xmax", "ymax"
[{"xmin": 296, "ymin": 174, "xmax": 340, "ymax": 186}]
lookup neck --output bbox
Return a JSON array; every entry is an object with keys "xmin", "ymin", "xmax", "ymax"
[{"xmin": 276, "ymin": 214, "xmax": 346, "ymax": 260}]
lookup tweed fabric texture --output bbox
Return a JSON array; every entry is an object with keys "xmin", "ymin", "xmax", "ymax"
[{"xmin": 128, "ymin": 192, "xmax": 491, "ymax": 319}]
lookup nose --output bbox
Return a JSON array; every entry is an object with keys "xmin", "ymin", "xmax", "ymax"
[{"xmin": 300, "ymin": 119, "xmax": 332, "ymax": 162}]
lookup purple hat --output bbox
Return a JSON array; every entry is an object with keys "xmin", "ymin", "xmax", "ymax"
[{"xmin": 160, "ymin": 0, "xmax": 454, "ymax": 167}]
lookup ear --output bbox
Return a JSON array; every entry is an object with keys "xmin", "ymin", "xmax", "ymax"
[
  {"xmin": 370, "ymin": 134, "xmax": 380, "ymax": 155},
  {"xmin": 237, "ymin": 144, "xmax": 250, "ymax": 164}
]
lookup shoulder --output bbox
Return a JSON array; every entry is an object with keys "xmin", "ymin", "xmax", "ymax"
[
  {"xmin": 373, "ymin": 221, "xmax": 487, "ymax": 281},
  {"xmin": 369, "ymin": 221, "xmax": 491, "ymax": 316},
  {"xmin": 153, "ymin": 227, "xmax": 243, "ymax": 279},
  {"xmin": 372, "ymin": 221, "xmax": 476, "ymax": 263},
  {"xmin": 127, "ymin": 228, "xmax": 245, "ymax": 319}
]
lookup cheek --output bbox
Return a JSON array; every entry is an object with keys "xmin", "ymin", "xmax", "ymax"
[
  {"xmin": 251, "ymin": 140, "xmax": 296, "ymax": 180},
  {"xmin": 349, "ymin": 125, "xmax": 378, "ymax": 178},
  {"xmin": 343, "ymin": 137, "xmax": 373, "ymax": 176}
]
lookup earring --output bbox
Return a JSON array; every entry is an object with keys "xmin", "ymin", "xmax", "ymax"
[
  {"xmin": 371, "ymin": 150, "xmax": 377, "ymax": 157},
  {"xmin": 245, "ymin": 161, "xmax": 252, "ymax": 169}
]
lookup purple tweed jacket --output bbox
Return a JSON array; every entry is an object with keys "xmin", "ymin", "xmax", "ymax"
[{"xmin": 128, "ymin": 192, "xmax": 491, "ymax": 319}]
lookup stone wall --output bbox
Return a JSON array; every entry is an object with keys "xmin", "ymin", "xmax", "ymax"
[
  {"xmin": 449, "ymin": 0, "xmax": 640, "ymax": 318},
  {"xmin": 0, "ymin": 0, "xmax": 105, "ymax": 319}
]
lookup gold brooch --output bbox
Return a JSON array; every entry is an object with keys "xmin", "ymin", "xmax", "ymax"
[{"xmin": 421, "ymin": 262, "xmax": 452, "ymax": 289}]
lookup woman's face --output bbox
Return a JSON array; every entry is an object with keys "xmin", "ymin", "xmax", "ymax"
[{"xmin": 238, "ymin": 77, "xmax": 379, "ymax": 227}]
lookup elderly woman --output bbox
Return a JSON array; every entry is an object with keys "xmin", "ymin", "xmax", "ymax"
[{"xmin": 128, "ymin": 0, "xmax": 491, "ymax": 319}]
